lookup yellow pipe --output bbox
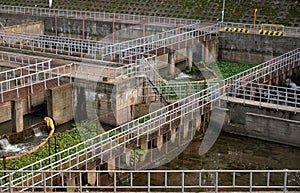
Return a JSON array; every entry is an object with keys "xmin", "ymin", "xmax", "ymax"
[
  {"xmin": 44, "ymin": 117, "xmax": 55, "ymax": 137},
  {"xmin": 253, "ymin": 9, "xmax": 258, "ymax": 33}
]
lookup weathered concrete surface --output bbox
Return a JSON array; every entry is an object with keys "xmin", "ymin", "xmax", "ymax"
[
  {"xmin": 219, "ymin": 32, "xmax": 300, "ymax": 64},
  {"xmin": 47, "ymin": 83, "xmax": 73, "ymax": 125},
  {"xmin": 74, "ymin": 76, "xmax": 146, "ymax": 126},
  {"xmin": 11, "ymin": 99, "xmax": 23, "ymax": 133},
  {"xmin": 5, "ymin": 21, "xmax": 44, "ymax": 34},
  {"xmin": 245, "ymin": 112, "xmax": 300, "ymax": 147},
  {"xmin": 0, "ymin": 92, "xmax": 45, "ymax": 124},
  {"xmin": 224, "ymin": 98, "xmax": 300, "ymax": 147}
]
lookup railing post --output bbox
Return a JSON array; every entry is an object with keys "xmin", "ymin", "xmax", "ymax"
[{"xmin": 181, "ymin": 172, "xmax": 184, "ymax": 193}]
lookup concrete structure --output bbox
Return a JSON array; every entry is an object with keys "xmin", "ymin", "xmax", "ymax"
[
  {"xmin": 47, "ymin": 83, "xmax": 73, "ymax": 125},
  {"xmin": 5, "ymin": 21, "xmax": 44, "ymax": 34},
  {"xmin": 11, "ymin": 99, "xmax": 23, "ymax": 133},
  {"xmin": 223, "ymin": 98, "xmax": 300, "ymax": 147},
  {"xmin": 219, "ymin": 32, "xmax": 300, "ymax": 64}
]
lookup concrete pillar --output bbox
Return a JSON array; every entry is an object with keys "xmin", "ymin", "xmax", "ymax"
[
  {"xmin": 65, "ymin": 177, "xmax": 76, "ymax": 192},
  {"xmin": 157, "ymin": 135, "xmax": 163, "ymax": 151},
  {"xmin": 27, "ymin": 95, "xmax": 32, "ymax": 113},
  {"xmin": 170, "ymin": 127, "xmax": 176, "ymax": 143},
  {"xmin": 107, "ymin": 158, "xmax": 115, "ymax": 177},
  {"xmin": 201, "ymin": 42, "xmax": 206, "ymax": 63},
  {"xmin": 186, "ymin": 46, "xmax": 193, "ymax": 70},
  {"xmin": 125, "ymin": 150, "xmax": 131, "ymax": 167},
  {"xmin": 87, "ymin": 166, "xmax": 97, "ymax": 186},
  {"xmin": 183, "ymin": 117, "xmax": 189, "ymax": 138},
  {"xmin": 140, "ymin": 143, "xmax": 148, "ymax": 162},
  {"xmin": 196, "ymin": 111, "xmax": 201, "ymax": 132},
  {"xmin": 168, "ymin": 51, "xmax": 175, "ymax": 77},
  {"xmin": 47, "ymin": 83, "xmax": 73, "ymax": 125},
  {"xmin": 11, "ymin": 99, "xmax": 23, "ymax": 133},
  {"xmin": 275, "ymin": 77, "xmax": 279, "ymax": 86}
]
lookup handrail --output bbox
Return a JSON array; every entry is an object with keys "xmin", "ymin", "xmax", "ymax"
[
  {"xmin": 219, "ymin": 22, "xmax": 300, "ymax": 37},
  {"xmin": 0, "ymin": 63, "xmax": 73, "ymax": 102},
  {"xmin": 1, "ymin": 169, "xmax": 299, "ymax": 192},
  {"xmin": 0, "ymin": 49, "xmax": 299, "ymax": 191},
  {"xmin": 0, "ymin": 5, "xmax": 200, "ymax": 27}
]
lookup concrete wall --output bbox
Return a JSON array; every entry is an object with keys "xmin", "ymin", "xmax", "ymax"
[
  {"xmin": 224, "ymin": 101, "xmax": 300, "ymax": 147},
  {"xmin": 218, "ymin": 32, "xmax": 300, "ymax": 64},
  {"xmin": 74, "ymin": 77, "xmax": 145, "ymax": 126},
  {"xmin": 6, "ymin": 21, "xmax": 44, "ymax": 34},
  {"xmin": 0, "ymin": 92, "xmax": 45, "ymax": 124},
  {"xmin": 47, "ymin": 83, "xmax": 73, "ymax": 125},
  {"xmin": 0, "ymin": 13, "xmax": 119, "ymax": 38},
  {"xmin": 245, "ymin": 112, "xmax": 300, "ymax": 147}
]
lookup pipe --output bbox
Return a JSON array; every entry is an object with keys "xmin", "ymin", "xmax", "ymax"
[{"xmin": 44, "ymin": 117, "xmax": 55, "ymax": 137}]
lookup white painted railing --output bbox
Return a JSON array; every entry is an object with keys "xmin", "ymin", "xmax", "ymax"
[
  {"xmin": 100, "ymin": 23, "xmax": 218, "ymax": 61},
  {"xmin": 0, "ymin": 51, "xmax": 50, "ymax": 65},
  {"xmin": 226, "ymin": 82, "xmax": 300, "ymax": 111},
  {"xmin": 0, "ymin": 49, "xmax": 299, "ymax": 192},
  {"xmin": 0, "ymin": 63, "xmax": 73, "ymax": 102},
  {"xmin": 219, "ymin": 22, "xmax": 300, "ymax": 37},
  {"xmin": 0, "ymin": 5, "xmax": 200, "ymax": 26},
  {"xmin": 1, "ymin": 169, "xmax": 299, "ymax": 193}
]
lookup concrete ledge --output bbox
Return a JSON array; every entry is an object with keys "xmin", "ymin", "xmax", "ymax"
[{"xmin": 245, "ymin": 112, "xmax": 300, "ymax": 147}]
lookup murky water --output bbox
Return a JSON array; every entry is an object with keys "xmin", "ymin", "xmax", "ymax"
[{"xmin": 159, "ymin": 132, "xmax": 300, "ymax": 170}]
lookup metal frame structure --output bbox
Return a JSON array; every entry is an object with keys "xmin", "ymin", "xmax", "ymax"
[
  {"xmin": 0, "ymin": 5, "xmax": 200, "ymax": 27},
  {"xmin": 0, "ymin": 52, "xmax": 73, "ymax": 102},
  {"xmin": 1, "ymin": 169, "xmax": 299, "ymax": 193},
  {"xmin": 219, "ymin": 22, "xmax": 300, "ymax": 37},
  {"xmin": 226, "ymin": 82, "xmax": 300, "ymax": 111},
  {"xmin": 0, "ymin": 50, "xmax": 299, "ymax": 192},
  {"xmin": 0, "ymin": 5, "xmax": 300, "ymax": 192}
]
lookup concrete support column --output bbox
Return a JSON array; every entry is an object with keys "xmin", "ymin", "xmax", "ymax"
[
  {"xmin": 183, "ymin": 117, "xmax": 189, "ymax": 138},
  {"xmin": 168, "ymin": 51, "xmax": 175, "ymax": 77},
  {"xmin": 11, "ymin": 99, "xmax": 23, "ymax": 133},
  {"xmin": 66, "ymin": 177, "xmax": 76, "ymax": 192},
  {"xmin": 27, "ymin": 95, "xmax": 32, "ymax": 113},
  {"xmin": 186, "ymin": 46, "xmax": 193, "ymax": 70},
  {"xmin": 125, "ymin": 150, "xmax": 131, "ymax": 167},
  {"xmin": 87, "ymin": 166, "xmax": 97, "ymax": 186},
  {"xmin": 196, "ymin": 111, "xmax": 201, "ymax": 132},
  {"xmin": 47, "ymin": 83, "xmax": 73, "ymax": 125},
  {"xmin": 108, "ymin": 158, "xmax": 115, "ymax": 177},
  {"xmin": 140, "ymin": 143, "xmax": 148, "ymax": 162},
  {"xmin": 157, "ymin": 135, "xmax": 163, "ymax": 151},
  {"xmin": 170, "ymin": 127, "xmax": 176, "ymax": 143},
  {"xmin": 201, "ymin": 42, "xmax": 206, "ymax": 63}
]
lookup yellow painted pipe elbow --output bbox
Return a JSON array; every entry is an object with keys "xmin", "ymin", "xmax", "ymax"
[{"xmin": 44, "ymin": 117, "xmax": 55, "ymax": 137}]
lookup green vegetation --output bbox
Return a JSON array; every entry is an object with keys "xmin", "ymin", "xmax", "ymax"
[
  {"xmin": 0, "ymin": 120, "xmax": 102, "ymax": 172},
  {"xmin": 210, "ymin": 61, "xmax": 257, "ymax": 79},
  {"xmin": 138, "ymin": 115, "xmax": 151, "ymax": 124},
  {"xmin": 159, "ymin": 82, "xmax": 178, "ymax": 100},
  {"xmin": 130, "ymin": 147, "xmax": 146, "ymax": 166},
  {"xmin": 185, "ymin": 65, "xmax": 199, "ymax": 74}
]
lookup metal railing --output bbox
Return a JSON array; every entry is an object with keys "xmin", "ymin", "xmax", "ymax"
[
  {"xmin": 1, "ymin": 169, "xmax": 299, "ymax": 193},
  {"xmin": 0, "ymin": 59, "xmax": 51, "ymax": 81},
  {"xmin": 0, "ymin": 5, "xmax": 200, "ymax": 27},
  {"xmin": 100, "ymin": 23, "xmax": 218, "ymax": 62},
  {"xmin": 1, "ymin": 49, "xmax": 299, "ymax": 191},
  {"xmin": 0, "ymin": 63, "xmax": 73, "ymax": 102},
  {"xmin": 224, "ymin": 48, "xmax": 300, "ymax": 89},
  {"xmin": 0, "ymin": 51, "xmax": 50, "ymax": 65},
  {"xmin": 0, "ymin": 78, "xmax": 225, "ymax": 192},
  {"xmin": 0, "ymin": 32, "xmax": 114, "ymax": 59},
  {"xmin": 219, "ymin": 22, "xmax": 300, "ymax": 37},
  {"xmin": 227, "ymin": 82, "xmax": 300, "ymax": 111}
]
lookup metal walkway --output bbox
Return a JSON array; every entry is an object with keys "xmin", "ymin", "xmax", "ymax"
[
  {"xmin": 0, "ymin": 6, "xmax": 300, "ymax": 192},
  {"xmin": 0, "ymin": 49, "xmax": 299, "ymax": 192},
  {"xmin": 0, "ymin": 51, "xmax": 73, "ymax": 103}
]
